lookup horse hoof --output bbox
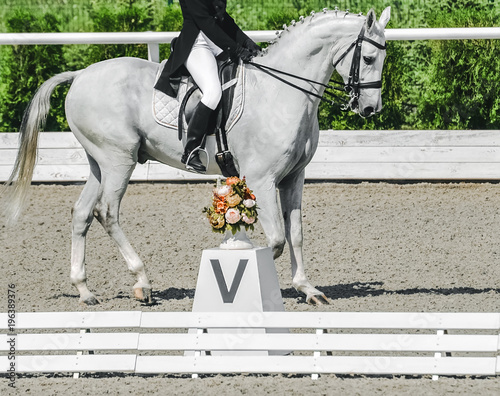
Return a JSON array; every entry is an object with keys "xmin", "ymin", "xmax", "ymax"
[
  {"xmin": 134, "ymin": 287, "xmax": 153, "ymax": 304},
  {"xmin": 82, "ymin": 296, "xmax": 100, "ymax": 306},
  {"xmin": 307, "ymin": 293, "xmax": 330, "ymax": 306}
]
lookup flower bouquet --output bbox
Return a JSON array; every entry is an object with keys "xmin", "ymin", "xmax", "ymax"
[{"xmin": 203, "ymin": 176, "xmax": 258, "ymax": 235}]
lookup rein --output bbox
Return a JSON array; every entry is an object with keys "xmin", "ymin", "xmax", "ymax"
[
  {"xmin": 248, "ymin": 23, "xmax": 386, "ymax": 109},
  {"xmin": 247, "ymin": 61, "xmax": 347, "ymax": 106}
]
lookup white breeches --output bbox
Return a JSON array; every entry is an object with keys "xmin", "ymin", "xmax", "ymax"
[{"xmin": 184, "ymin": 32, "xmax": 223, "ymax": 110}]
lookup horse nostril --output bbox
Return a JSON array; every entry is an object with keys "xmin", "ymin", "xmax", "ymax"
[{"xmin": 362, "ymin": 106, "xmax": 374, "ymax": 117}]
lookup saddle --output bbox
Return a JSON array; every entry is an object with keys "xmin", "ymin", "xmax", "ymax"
[{"xmin": 153, "ymin": 60, "xmax": 244, "ymax": 177}]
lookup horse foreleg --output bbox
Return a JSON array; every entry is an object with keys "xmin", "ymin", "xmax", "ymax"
[
  {"xmin": 94, "ymin": 164, "xmax": 152, "ymax": 304},
  {"xmin": 248, "ymin": 178, "xmax": 285, "ymax": 259},
  {"xmin": 71, "ymin": 160, "xmax": 101, "ymax": 305},
  {"xmin": 278, "ymin": 170, "xmax": 330, "ymax": 305}
]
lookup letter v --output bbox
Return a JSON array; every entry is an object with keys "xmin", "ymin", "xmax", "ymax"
[{"xmin": 210, "ymin": 259, "xmax": 248, "ymax": 303}]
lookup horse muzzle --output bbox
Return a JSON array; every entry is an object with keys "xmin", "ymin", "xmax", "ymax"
[{"xmin": 360, "ymin": 106, "xmax": 376, "ymax": 118}]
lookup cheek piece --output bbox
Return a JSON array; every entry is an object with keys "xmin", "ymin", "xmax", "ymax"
[{"xmin": 333, "ymin": 25, "xmax": 386, "ymax": 110}]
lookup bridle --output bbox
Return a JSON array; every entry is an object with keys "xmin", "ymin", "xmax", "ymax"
[
  {"xmin": 248, "ymin": 23, "xmax": 386, "ymax": 110},
  {"xmin": 332, "ymin": 24, "xmax": 387, "ymax": 109}
]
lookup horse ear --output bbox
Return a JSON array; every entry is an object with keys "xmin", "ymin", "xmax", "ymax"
[
  {"xmin": 379, "ymin": 6, "xmax": 391, "ymax": 29},
  {"xmin": 365, "ymin": 9, "xmax": 376, "ymax": 33}
]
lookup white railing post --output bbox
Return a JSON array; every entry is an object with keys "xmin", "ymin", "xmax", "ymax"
[
  {"xmin": 73, "ymin": 328, "xmax": 92, "ymax": 379},
  {"xmin": 147, "ymin": 43, "xmax": 160, "ymax": 63},
  {"xmin": 432, "ymin": 329, "xmax": 451, "ymax": 381},
  {"xmin": 312, "ymin": 328, "xmax": 327, "ymax": 380}
]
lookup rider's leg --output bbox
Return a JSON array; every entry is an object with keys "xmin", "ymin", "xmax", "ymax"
[{"xmin": 182, "ymin": 42, "xmax": 222, "ymax": 173}]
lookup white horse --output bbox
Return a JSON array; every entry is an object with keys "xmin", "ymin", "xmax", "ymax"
[{"xmin": 3, "ymin": 8, "xmax": 390, "ymax": 305}]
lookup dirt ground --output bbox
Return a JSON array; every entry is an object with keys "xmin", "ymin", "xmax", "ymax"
[{"xmin": 1, "ymin": 181, "xmax": 499, "ymax": 395}]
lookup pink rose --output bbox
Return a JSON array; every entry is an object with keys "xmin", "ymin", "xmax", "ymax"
[
  {"xmin": 242, "ymin": 213, "xmax": 255, "ymax": 224},
  {"xmin": 243, "ymin": 199, "xmax": 256, "ymax": 208},
  {"xmin": 225, "ymin": 208, "xmax": 241, "ymax": 224},
  {"xmin": 217, "ymin": 185, "xmax": 231, "ymax": 197}
]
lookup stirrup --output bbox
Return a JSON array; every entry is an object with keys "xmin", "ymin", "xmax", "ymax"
[{"xmin": 185, "ymin": 146, "xmax": 209, "ymax": 174}]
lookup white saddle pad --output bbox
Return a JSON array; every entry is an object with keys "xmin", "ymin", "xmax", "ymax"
[{"xmin": 152, "ymin": 60, "xmax": 245, "ymax": 134}]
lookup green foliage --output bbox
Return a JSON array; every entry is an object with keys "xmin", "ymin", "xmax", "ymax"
[
  {"xmin": 0, "ymin": 1, "xmax": 183, "ymax": 131},
  {"xmin": 85, "ymin": 1, "xmax": 155, "ymax": 62},
  {"xmin": 412, "ymin": 2, "xmax": 500, "ymax": 129},
  {"xmin": 266, "ymin": 10, "xmax": 301, "ymax": 30},
  {"xmin": 0, "ymin": 10, "xmax": 68, "ymax": 131},
  {"xmin": 66, "ymin": 1, "xmax": 182, "ymax": 70}
]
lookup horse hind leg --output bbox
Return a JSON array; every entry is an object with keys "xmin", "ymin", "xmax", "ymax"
[
  {"xmin": 71, "ymin": 156, "xmax": 101, "ymax": 305},
  {"xmin": 93, "ymin": 163, "xmax": 152, "ymax": 304}
]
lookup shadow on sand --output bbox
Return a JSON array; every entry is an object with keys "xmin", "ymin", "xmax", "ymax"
[{"xmin": 152, "ymin": 282, "xmax": 499, "ymax": 304}]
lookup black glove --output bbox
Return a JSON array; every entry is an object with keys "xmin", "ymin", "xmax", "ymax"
[
  {"xmin": 231, "ymin": 45, "xmax": 254, "ymax": 63},
  {"xmin": 243, "ymin": 38, "xmax": 262, "ymax": 56}
]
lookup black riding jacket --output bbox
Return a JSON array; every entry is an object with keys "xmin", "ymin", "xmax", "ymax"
[{"xmin": 154, "ymin": 0, "xmax": 250, "ymax": 97}]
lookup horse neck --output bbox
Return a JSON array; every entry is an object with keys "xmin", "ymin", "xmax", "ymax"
[{"xmin": 259, "ymin": 13, "xmax": 364, "ymax": 90}]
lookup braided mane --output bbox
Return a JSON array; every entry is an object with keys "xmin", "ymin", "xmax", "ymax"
[{"xmin": 260, "ymin": 8, "xmax": 367, "ymax": 57}]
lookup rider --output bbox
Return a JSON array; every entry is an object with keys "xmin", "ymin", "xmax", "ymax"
[{"xmin": 154, "ymin": 0, "xmax": 262, "ymax": 173}]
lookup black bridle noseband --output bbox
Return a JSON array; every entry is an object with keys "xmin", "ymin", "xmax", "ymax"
[{"xmin": 248, "ymin": 23, "xmax": 386, "ymax": 110}]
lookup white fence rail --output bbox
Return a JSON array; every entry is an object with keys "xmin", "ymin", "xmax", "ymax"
[
  {"xmin": 2, "ymin": 130, "xmax": 500, "ymax": 182},
  {"xmin": 0, "ymin": 311, "xmax": 499, "ymax": 377},
  {"xmin": 1, "ymin": 28, "xmax": 499, "ymax": 63},
  {"xmin": 1, "ymin": 28, "xmax": 500, "ymax": 44}
]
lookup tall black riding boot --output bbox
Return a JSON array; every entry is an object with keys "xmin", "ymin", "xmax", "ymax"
[{"xmin": 181, "ymin": 102, "xmax": 214, "ymax": 173}]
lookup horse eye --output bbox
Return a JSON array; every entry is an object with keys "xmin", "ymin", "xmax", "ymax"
[{"xmin": 363, "ymin": 56, "xmax": 374, "ymax": 65}]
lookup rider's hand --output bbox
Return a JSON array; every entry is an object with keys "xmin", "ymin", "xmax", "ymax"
[
  {"xmin": 243, "ymin": 38, "xmax": 262, "ymax": 57},
  {"xmin": 232, "ymin": 45, "xmax": 254, "ymax": 63}
]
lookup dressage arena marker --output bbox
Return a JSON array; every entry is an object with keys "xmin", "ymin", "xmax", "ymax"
[
  {"xmin": 188, "ymin": 247, "xmax": 287, "ymax": 359},
  {"xmin": 192, "ymin": 247, "xmax": 285, "ymax": 315},
  {"xmin": 1, "ymin": 311, "xmax": 499, "ymax": 379},
  {"xmin": 187, "ymin": 246, "xmax": 288, "ymax": 378}
]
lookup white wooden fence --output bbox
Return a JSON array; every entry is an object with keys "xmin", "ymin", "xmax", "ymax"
[
  {"xmin": 1, "ymin": 27, "xmax": 500, "ymax": 63},
  {"xmin": 1, "ymin": 311, "xmax": 499, "ymax": 377},
  {"xmin": 2, "ymin": 130, "xmax": 500, "ymax": 182},
  {"xmin": 1, "ymin": 28, "xmax": 499, "ymax": 43}
]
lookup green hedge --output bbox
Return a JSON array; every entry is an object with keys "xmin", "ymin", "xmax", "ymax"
[
  {"xmin": 0, "ymin": 1, "xmax": 182, "ymax": 131},
  {"xmin": 0, "ymin": 0, "xmax": 499, "ymax": 131},
  {"xmin": 0, "ymin": 11, "xmax": 67, "ymax": 131},
  {"xmin": 413, "ymin": 1, "xmax": 500, "ymax": 129}
]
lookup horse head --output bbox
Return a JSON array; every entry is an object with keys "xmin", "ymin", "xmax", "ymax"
[{"xmin": 333, "ymin": 7, "xmax": 391, "ymax": 118}]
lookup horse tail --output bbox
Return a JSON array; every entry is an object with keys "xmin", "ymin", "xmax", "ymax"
[{"xmin": 2, "ymin": 70, "xmax": 81, "ymax": 223}]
